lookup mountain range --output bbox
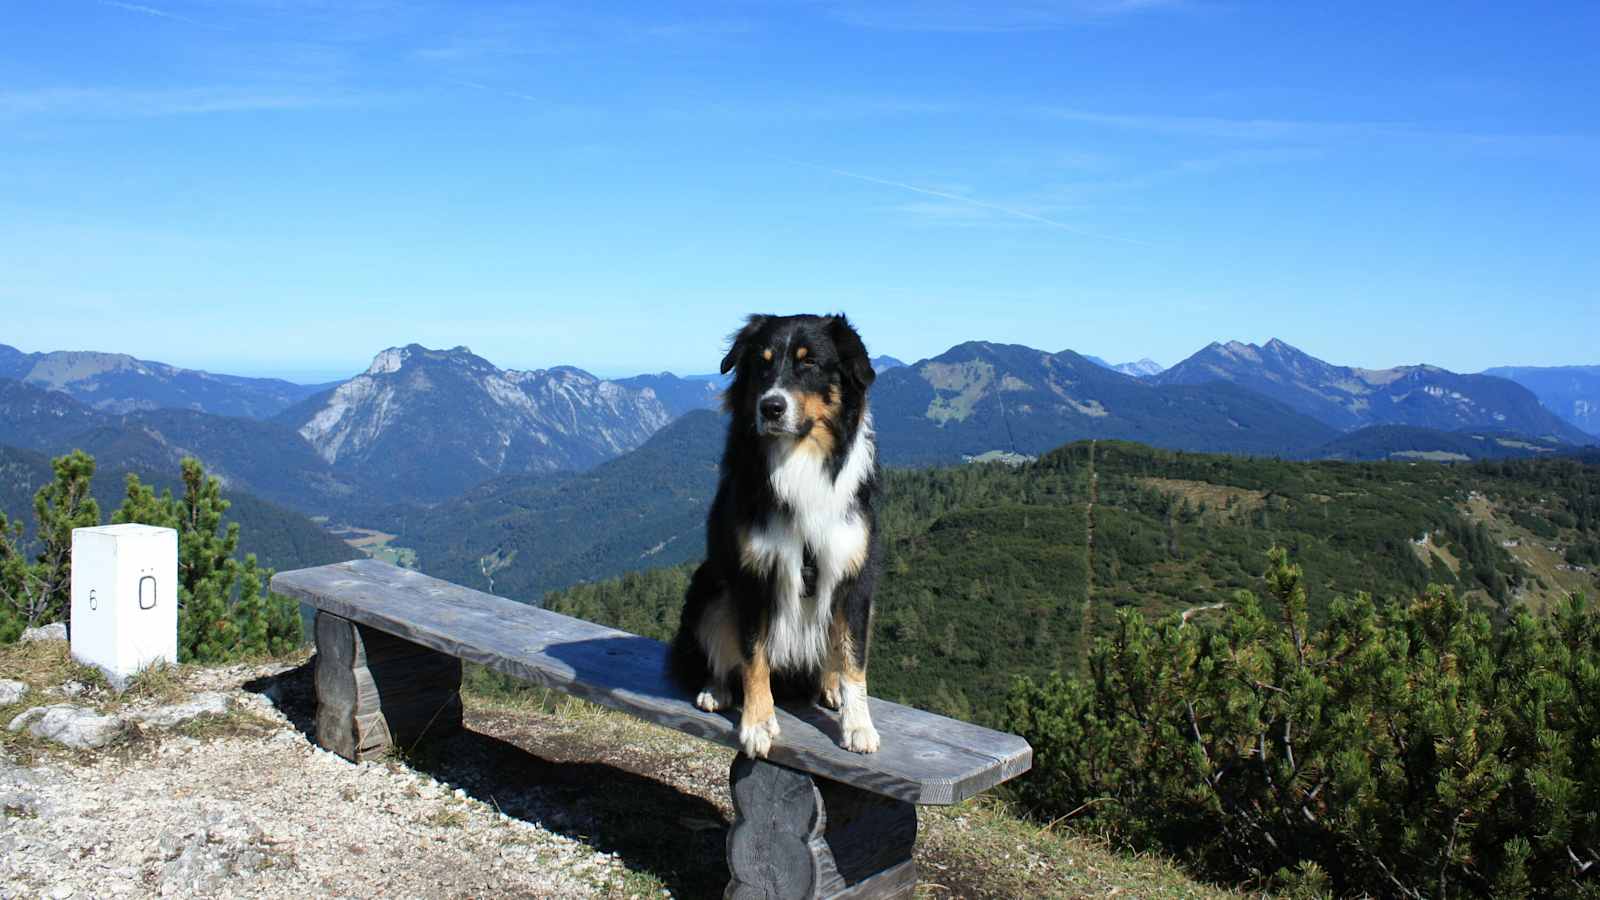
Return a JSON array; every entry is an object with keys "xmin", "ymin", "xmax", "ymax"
[
  {"xmin": 1482, "ymin": 365, "xmax": 1600, "ymax": 437},
  {"xmin": 1085, "ymin": 355, "xmax": 1165, "ymax": 378},
  {"xmin": 0, "ymin": 343, "xmax": 329, "ymax": 418},
  {"xmin": 274, "ymin": 345, "xmax": 682, "ymax": 502},
  {"xmin": 1, "ymin": 337, "xmax": 1594, "ymax": 531},
  {"xmin": 1155, "ymin": 339, "xmax": 1591, "ymax": 443},
  {"xmin": 871, "ymin": 342, "xmax": 1338, "ymax": 464}
]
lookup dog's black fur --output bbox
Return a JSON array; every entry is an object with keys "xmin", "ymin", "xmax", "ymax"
[{"xmin": 668, "ymin": 313, "xmax": 884, "ymax": 755}]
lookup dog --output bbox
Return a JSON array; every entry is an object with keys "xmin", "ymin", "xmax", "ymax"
[{"xmin": 669, "ymin": 313, "xmax": 884, "ymax": 759}]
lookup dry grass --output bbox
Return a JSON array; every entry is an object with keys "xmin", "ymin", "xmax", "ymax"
[
  {"xmin": 1461, "ymin": 493, "xmax": 1600, "ymax": 613},
  {"xmin": 0, "ymin": 638, "xmax": 105, "ymax": 697},
  {"xmin": 919, "ymin": 796, "xmax": 1250, "ymax": 899},
  {"xmin": 1138, "ymin": 477, "xmax": 1268, "ymax": 525},
  {"xmin": 123, "ymin": 659, "xmax": 189, "ymax": 704}
]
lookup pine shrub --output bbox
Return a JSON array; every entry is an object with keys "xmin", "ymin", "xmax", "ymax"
[{"xmin": 1003, "ymin": 548, "xmax": 1600, "ymax": 898}]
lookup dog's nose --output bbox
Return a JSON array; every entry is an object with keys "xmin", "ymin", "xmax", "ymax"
[{"xmin": 759, "ymin": 395, "xmax": 787, "ymax": 421}]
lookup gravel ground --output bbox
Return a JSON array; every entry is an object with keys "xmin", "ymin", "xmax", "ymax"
[
  {"xmin": 0, "ymin": 662, "xmax": 646, "ymax": 899},
  {"xmin": 2, "ymin": 648, "xmax": 1239, "ymax": 900}
]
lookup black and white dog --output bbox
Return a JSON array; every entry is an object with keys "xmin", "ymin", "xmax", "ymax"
[{"xmin": 669, "ymin": 314, "xmax": 884, "ymax": 759}]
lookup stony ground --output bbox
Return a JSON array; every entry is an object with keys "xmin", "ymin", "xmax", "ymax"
[
  {"xmin": 2, "ymin": 638, "xmax": 1242, "ymax": 899},
  {"xmin": 1, "ymin": 653, "xmax": 645, "ymax": 898}
]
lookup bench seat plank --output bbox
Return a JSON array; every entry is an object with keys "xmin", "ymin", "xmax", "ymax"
[{"xmin": 272, "ymin": 559, "xmax": 1031, "ymax": 805}]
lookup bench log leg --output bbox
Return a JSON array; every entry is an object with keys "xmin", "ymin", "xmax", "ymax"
[
  {"xmin": 313, "ymin": 611, "xmax": 464, "ymax": 762},
  {"xmin": 726, "ymin": 755, "xmax": 917, "ymax": 900}
]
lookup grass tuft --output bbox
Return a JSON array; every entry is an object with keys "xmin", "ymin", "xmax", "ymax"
[{"xmin": 124, "ymin": 660, "xmax": 187, "ymax": 704}]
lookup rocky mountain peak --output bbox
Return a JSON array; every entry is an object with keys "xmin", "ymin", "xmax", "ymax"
[{"xmin": 288, "ymin": 344, "xmax": 675, "ymax": 501}]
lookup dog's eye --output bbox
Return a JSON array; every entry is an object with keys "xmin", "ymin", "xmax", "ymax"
[{"xmin": 799, "ymin": 357, "xmax": 817, "ymax": 369}]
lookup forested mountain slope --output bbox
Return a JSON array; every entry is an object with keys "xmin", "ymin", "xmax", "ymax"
[
  {"xmin": 546, "ymin": 443, "xmax": 1600, "ymax": 724},
  {"xmin": 377, "ymin": 409, "xmax": 724, "ymax": 600},
  {"xmin": 0, "ymin": 444, "xmax": 356, "ymax": 574}
]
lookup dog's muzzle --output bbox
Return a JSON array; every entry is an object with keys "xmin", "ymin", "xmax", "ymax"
[{"xmin": 756, "ymin": 389, "xmax": 804, "ymax": 436}]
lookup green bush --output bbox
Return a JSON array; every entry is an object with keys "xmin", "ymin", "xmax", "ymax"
[
  {"xmin": 1003, "ymin": 548, "xmax": 1600, "ymax": 898},
  {"xmin": 1, "ymin": 451, "xmax": 300, "ymax": 659},
  {"xmin": 113, "ymin": 459, "xmax": 302, "ymax": 661}
]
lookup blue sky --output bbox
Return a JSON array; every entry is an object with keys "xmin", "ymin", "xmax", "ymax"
[{"xmin": 2, "ymin": 1, "xmax": 1596, "ymax": 382}]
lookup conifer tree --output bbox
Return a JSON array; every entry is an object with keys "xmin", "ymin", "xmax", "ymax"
[
  {"xmin": 0, "ymin": 450, "xmax": 100, "ymax": 635},
  {"xmin": 113, "ymin": 459, "xmax": 302, "ymax": 662},
  {"xmin": 1003, "ymin": 547, "xmax": 1600, "ymax": 897}
]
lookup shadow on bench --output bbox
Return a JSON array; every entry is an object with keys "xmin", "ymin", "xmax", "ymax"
[{"xmin": 272, "ymin": 559, "xmax": 1032, "ymax": 900}]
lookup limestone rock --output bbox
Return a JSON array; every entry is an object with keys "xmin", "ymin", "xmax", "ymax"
[
  {"xmin": 19, "ymin": 623, "xmax": 67, "ymax": 643},
  {"xmin": 0, "ymin": 679, "xmax": 26, "ymax": 706},
  {"xmin": 6, "ymin": 705, "xmax": 122, "ymax": 750}
]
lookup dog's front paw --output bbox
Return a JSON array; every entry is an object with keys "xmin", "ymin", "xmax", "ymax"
[
  {"xmin": 820, "ymin": 683, "xmax": 843, "ymax": 710},
  {"xmin": 842, "ymin": 722, "xmax": 880, "ymax": 754},
  {"xmin": 738, "ymin": 714, "xmax": 780, "ymax": 758},
  {"xmin": 695, "ymin": 685, "xmax": 728, "ymax": 712}
]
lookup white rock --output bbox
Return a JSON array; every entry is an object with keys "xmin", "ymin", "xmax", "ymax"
[
  {"xmin": 0, "ymin": 679, "xmax": 26, "ymax": 706},
  {"xmin": 7, "ymin": 705, "xmax": 122, "ymax": 750},
  {"xmin": 19, "ymin": 623, "xmax": 68, "ymax": 643}
]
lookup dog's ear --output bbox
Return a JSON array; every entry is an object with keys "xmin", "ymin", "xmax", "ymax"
[
  {"xmin": 828, "ymin": 314, "xmax": 875, "ymax": 389},
  {"xmin": 720, "ymin": 315, "xmax": 770, "ymax": 375}
]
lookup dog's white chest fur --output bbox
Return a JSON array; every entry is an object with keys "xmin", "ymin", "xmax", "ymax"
[{"xmin": 743, "ymin": 415, "xmax": 874, "ymax": 672}]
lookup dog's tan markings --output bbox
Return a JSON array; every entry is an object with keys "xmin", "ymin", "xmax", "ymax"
[
  {"xmin": 739, "ymin": 640, "xmax": 780, "ymax": 757},
  {"xmin": 795, "ymin": 346, "xmax": 808, "ymax": 360},
  {"xmin": 828, "ymin": 603, "xmax": 879, "ymax": 753},
  {"xmin": 798, "ymin": 390, "xmax": 839, "ymax": 458},
  {"xmin": 762, "ymin": 347, "xmax": 773, "ymax": 362},
  {"xmin": 821, "ymin": 608, "xmax": 858, "ymax": 710}
]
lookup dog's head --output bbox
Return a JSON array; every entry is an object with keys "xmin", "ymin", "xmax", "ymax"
[{"xmin": 721, "ymin": 314, "xmax": 875, "ymax": 441}]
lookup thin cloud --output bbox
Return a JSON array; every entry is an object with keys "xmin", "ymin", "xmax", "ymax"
[
  {"xmin": 820, "ymin": 0, "xmax": 1190, "ymax": 32},
  {"xmin": 1044, "ymin": 107, "xmax": 1600, "ymax": 156},
  {"xmin": 98, "ymin": 1, "xmax": 204, "ymax": 26},
  {"xmin": 0, "ymin": 86, "xmax": 375, "ymax": 119},
  {"xmin": 780, "ymin": 159, "xmax": 1149, "ymax": 245},
  {"xmin": 447, "ymin": 79, "xmax": 544, "ymax": 105}
]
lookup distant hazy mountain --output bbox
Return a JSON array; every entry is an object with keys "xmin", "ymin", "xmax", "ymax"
[
  {"xmin": 0, "ymin": 343, "xmax": 328, "ymax": 419},
  {"xmin": 1085, "ymin": 355, "xmax": 1164, "ymax": 378},
  {"xmin": 74, "ymin": 408, "xmax": 371, "ymax": 517},
  {"xmin": 1308, "ymin": 425, "xmax": 1570, "ymax": 462},
  {"xmin": 1157, "ymin": 339, "xmax": 1591, "ymax": 444},
  {"xmin": 277, "ymin": 345, "xmax": 674, "ymax": 503},
  {"xmin": 2, "ymin": 378, "xmax": 375, "ymax": 517},
  {"xmin": 873, "ymin": 355, "xmax": 907, "ymax": 371},
  {"xmin": 1483, "ymin": 365, "xmax": 1600, "ymax": 437},
  {"xmin": 870, "ymin": 342, "xmax": 1337, "ymax": 465},
  {"xmin": 0, "ymin": 378, "xmax": 109, "ymax": 451},
  {"xmin": 614, "ymin": 372, "xmax": 722, "ymax": 418}
]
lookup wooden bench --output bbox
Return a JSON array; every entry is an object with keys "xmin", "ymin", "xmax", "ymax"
[{"xmin": 271, "ymin": 559, "xmax": 1032, "ymax": 900}]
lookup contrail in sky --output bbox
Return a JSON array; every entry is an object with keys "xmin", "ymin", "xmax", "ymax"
[
  {"xmin": 98, "ymin": 1, "xmax": 204, "ymax": 25},
  {"xmin": 778, "ymin": 158, "xmax": 1149, "ymax": 246}
]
